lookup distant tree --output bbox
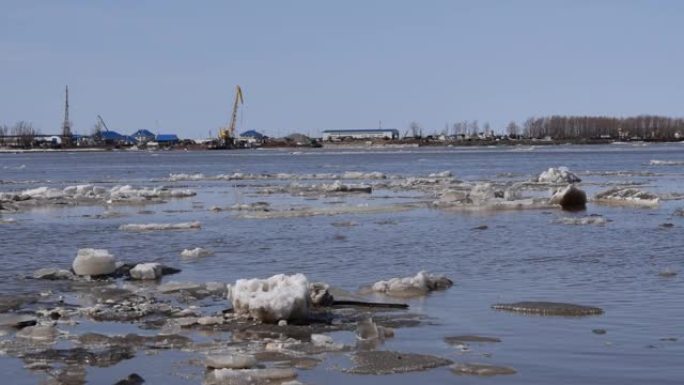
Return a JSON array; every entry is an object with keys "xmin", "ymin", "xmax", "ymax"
[
  {"xmin": 91, "ymin": 120, "xmax": 105, "ymax": 143},
  {"xmin": 506, "ymin": 121, "xmax": 520, "ymax": 138},
  {"xmin": 11, "ymin": 121, "xmax": 39, "ymax": 148},
  {"xmin": 0, "ymin": 124, "xmax": 7, "ymax": 146},
  {"xmin": 483, "ymin": 122, "xmax": 491, "ymax": 137},
  {"xmin": 409, "ymin": 121, "xmax": 422, "ymax": 139},
  {"xmin": 468, "ymin": 120, "xmax": 479, "ymax": 137}
]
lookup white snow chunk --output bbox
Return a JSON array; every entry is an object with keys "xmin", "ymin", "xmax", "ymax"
[
  {"xmin": 205, "ymin": 368, "xmax": 297, "ymax": 385},
  {"xmin": 371, "ymin": 271, "xmax": 453, "ymax": 297},
  {"xmin": 428, "ymin": 170, "xmax": 452, "ymax": 178},
  {"xmin": 72, "ymin": 248, "xmax": 117, "ymax": 276},
  {"xmin": 550, "ymin": 185, "xmax": 587, "ymax": 210},
  {"xmin": 227, "ymin": 273, "xmax": 311, "ymax": 323},
  {"xmin": 129, "ymin": 263, "xmax": 163, "ymax": 280},
  {"xmin": 594, "ymin": 187, "xmax": 659, "ymax": 207},
  {"xmin": 536, "ymin": 167, "xmax": 582, "ymax": 184},
  {"xmin": 119, "ymin": 221, "xmax": 201, "ymax": 231},
  {"xmin": 556, "ymin": 215, "xmax": 608, "ymax": 225},
  {"xmin": 180, "ymin": 247, "xmax": 214, "ymax": 259},
  {"xmin": 649, "ymin": 160, "xmax": 684, "ymax": 166},
  {"xmin": 206, "ymin": 354, "xmax": 258, "ymax": 369}
]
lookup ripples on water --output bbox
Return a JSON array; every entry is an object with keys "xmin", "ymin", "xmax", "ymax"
[{"xmin": 1, "ymin": 144, "xmax": 683, "ymax": 384}]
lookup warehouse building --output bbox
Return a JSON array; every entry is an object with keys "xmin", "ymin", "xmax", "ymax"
[{"xmin": 322, "ymin": 129, "xmax": 400, "ymax": 141}]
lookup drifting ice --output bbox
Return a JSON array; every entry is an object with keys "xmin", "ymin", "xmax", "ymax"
[
  {"xmin": 180, "ymin": 247, "xmax": 214, "ymax": 258},
  {"xmin": 129, "ymin": 263, "xmax": 163, "ymax": 280},
  {"xmin": 227, "ymin": 273, "xmax": 311, "ymax": 323},
  {"xmin": 119, "ymin": 221, "xmax": 201, "ymax": 231},
  {"xmin": 594, "ymin": 187, "xmax": 659, "ymax": 207},
  {"xmin": 371, "ymin": 271, "xmax": 453, "ymax": 297},
  {"xmin": 536, "ymin": 167, "xmax": 581, "ymax": 184},
  {"xmin": 72, "ymin": 248, "xmax": 117, "ymax": 276}
]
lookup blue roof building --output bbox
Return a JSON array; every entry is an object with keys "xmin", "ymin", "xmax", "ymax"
[
  {"xmin": 132, "ymin": 129, "xmax": 155, "ymax": 143},
  {"xmin": 156, "ymin": 134, "xmax": 179, "ymax": 144},
  {"xmin": 240, "ymin": 130, "xmax": 265, "ymax": 139}
]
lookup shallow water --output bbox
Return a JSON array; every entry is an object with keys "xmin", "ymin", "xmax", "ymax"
[{"xmin": 1, "ymin": 144, "xmax": 684, "ymax": 384}]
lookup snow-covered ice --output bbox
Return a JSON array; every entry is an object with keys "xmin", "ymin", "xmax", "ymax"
[
  {"xmin": 119, "ymin": 221, "xmax": 201, "ymax": 231},
  {"xmin": 370, "ymin": 271, "xmax": 453, "ymax": 297},
  {"xmin": 536, "ymin": 167, "xmax": 582, "ymax": 184},
  {"xmin": 72, "ymin": 248, "xmax": 117, "ymax": 276},
  {"xmin": 227, "ymin": 273, "xmax": 311, "ymax": 323}
]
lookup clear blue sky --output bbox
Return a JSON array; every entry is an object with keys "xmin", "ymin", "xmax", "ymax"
[{"xmin": 1, "ymin": 0, "xmax": 683, "ymax": 138}]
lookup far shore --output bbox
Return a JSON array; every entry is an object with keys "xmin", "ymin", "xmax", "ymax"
[{"xmin": 1, "ymin": 137, "xmax": 682, "ymax": 154}]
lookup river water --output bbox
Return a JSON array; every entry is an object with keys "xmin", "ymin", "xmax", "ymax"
[{"xmin": 1, "ymin": 143, "xmax": 683, "ymax": 384}]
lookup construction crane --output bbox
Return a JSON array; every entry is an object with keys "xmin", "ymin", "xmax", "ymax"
[
  {"xmin": 97, "ymin": 115, "xmax": 110, "ymax": 132},
  {"xmin": 218, "ymin": 85, "xmax": 244, "ymax": 147}
]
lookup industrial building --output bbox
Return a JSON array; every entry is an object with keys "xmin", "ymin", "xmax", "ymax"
[{"xmin": 322, "ymin": 129, "xmax": 400, "ymax": 141}]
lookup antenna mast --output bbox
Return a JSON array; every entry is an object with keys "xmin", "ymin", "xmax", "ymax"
[{"xmin": 61, "ymin": 85, "xmax": 73, "ymax": 147}]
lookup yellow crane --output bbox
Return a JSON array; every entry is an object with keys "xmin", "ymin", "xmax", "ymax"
[{"xmin": 218, "ymin": 85, "xmax": 244, "ymax": 146}]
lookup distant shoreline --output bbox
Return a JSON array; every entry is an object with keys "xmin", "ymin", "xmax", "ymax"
[{"xmin": 1, "ymin": 138, "xmax": 682, "ymax": 153}]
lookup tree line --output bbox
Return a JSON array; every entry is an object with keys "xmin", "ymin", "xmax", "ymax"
[
  {"xmin": 0, "ymin": 121, "xmax": 41, "ymax": 148},
  {"xmin": 519, "ymin": 115, "xmax": 684, "ymax": 140}
]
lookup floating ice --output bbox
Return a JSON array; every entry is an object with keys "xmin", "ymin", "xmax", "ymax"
[
  {"xmin": 370, "ymin": 271, "xmax": 453, "ymax": 297},
  {"xmin": 341, "ymin": 171, "xmax": 386, "ymax": 179},
  {"xmin": 0, "ymin": 184, "xmax": 195, "ymax": 207},
  {"xmin": 536, "ymin": 167, "xmax": 581, "ymax": 184},
  {"xmin": 72, "ymin": 248, "xmax": 117, "ymax": 276},
  {"xmin": 649, "ymin": 160, "xmax": 684, "ymax": 166},
  {"xmin": 227, "ymin": 273, "xmax": 311, "ymax": 323},
  {"xmin": 119, "ymin": 221, "xmax": 201, "ymax": 231},
  {"xmin": 428, "ymin": 170, "xmax": 452, "ymax": 178},
  {"xmin": 205, "ymin": 368, "xmax": 297, "ymax": 385},
  {"xmin": 180, "ymin": 247, "xmax": 214, "ymax": 259},
  {"xmin": 594, "ymin": 187, "xmax": 659, "ymax": 207},
  {"xmin": 206, "ymin": 354, "xmax": 258, "ymax": 369},
  {"xmin": 129, "ymin": 263, "xmax": 163, "ymax": 280},
  {"xmin": 550, "ymin": 185, "xmax": 587, "ymax": 210},
  {"xmin": 555, "ymin": 215, "xmax": 607, "ymax": 225}
]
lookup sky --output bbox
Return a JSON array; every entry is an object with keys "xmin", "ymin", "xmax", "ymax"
[{"xmin": 1, "ymin": 0, "xmax": 683, "ymax": 138}]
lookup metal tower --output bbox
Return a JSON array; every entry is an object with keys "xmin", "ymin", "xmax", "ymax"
[{"xmin": 61, "ymin": 85, "xmax": 72, "ymax": 147}]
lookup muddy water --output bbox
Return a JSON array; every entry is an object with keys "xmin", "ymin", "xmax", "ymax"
[{"xmin": 1, "ymin": 144, "xmax": 684, "ymax": 384}]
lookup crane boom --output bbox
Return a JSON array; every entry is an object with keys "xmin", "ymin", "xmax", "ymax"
[
  {"xmin": 97, "ymin": 115, "xmax": 110, "ymax": 132},
  {"xmin": 219, "ymin": 85, "xmax": 244, "ymax": 144}
]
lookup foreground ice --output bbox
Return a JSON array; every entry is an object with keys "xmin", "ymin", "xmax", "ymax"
[
  {"xmin": 535, "ymin": 167, "xmax": 582, "ymax": 184},
  {"xmin": 433, "ymin": 182, "xmax": 554, "ymax": 212},
  {"xmin": 370, "ymin": 271, "xmax": 453, "ymax": 297},
  {"xmin": 72, "ymin": 248, "xmax": 117, "ymax": 276},
  {"xmin": 0, "ymin": 184, "xmax": 195, "ymax": 208},
  {"xmin": 594, "ymin": 187, "xmax": 660, "ymax": 207},
  {"xmin": 227, "ymin": 273, "xmax": 311, "ymax": 323},
  {"xmin": 180, "ymin": 247, "xmax": 214, "ymax": 259},
  {"xmin": 649, "ymin": 160, "xmax": 684, "ymax": 166},
  {"xmin": 129, "ymin": 263, "xmax": 163, "ymax": 280},
  {"xmin": 549, "ymin": 185, "xmax": 587, "ymax": 210},
  {"xmin": 119, "ymin": 221, "xmax": 201, "ymax": 231},
  {"xmin": 555, "ymin": 215, "xmax": 608, "ymax": 225},
  {"xmin": 168, "ymin": 171, "xmax": 387, "ymax": 182}
]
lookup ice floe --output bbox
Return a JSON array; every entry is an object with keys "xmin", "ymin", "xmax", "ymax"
[
  {"xmin": 369, "ymin": 271, "xmax": 453, "ymax": 297},
  {"xmin": 594, "ymin": 187, "xmax": 659, "ymax": 207},
  {"xmin": 129, "ymin": 263, "xmax": 163, "ymax": 280},
  {"xmin": 649, "ymin": 160, "xmax": 684, "ymax": 166},
  {"xmin": 227, "ymin": 273, "xmax": 311, "ymax": 323},
  {"xmin": 550, "ymin": 185, "xmax": 587, "ymax": 210},
  {"xmin": 180, "ymin": 247, "xmax": 215, "ymax": 259},
  {"xmin": 555, "ymin": 215, "xmax": 608, "ymax": 225},
  {"xmin": 0, "ymin": 184, "xmax": 195, "ymax": 208},
  {"xmin": 119, "ymin": 221, "xmax": 201, "ymax": 231},
  {"xmin": 535, "ymin": 167, "xmax": 581, "ymax": 184},
  {"xmin": 72, "ymin": 248, "xmax": 117, "ymax": 277}
]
